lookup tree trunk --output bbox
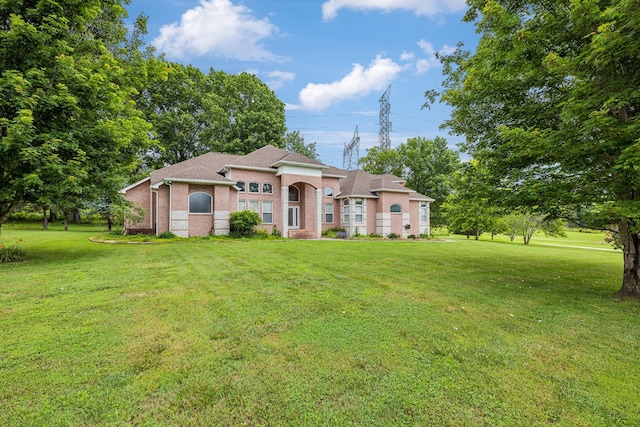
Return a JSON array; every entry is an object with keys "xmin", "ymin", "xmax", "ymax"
[
  {"xmin": 618, "ymin": 220, "xmax": 640, "ymax": 298},
  {"xmin": 42, "ymin": 208, "xmax": 48, "ymax": 230},
  {"xmin": 0, "ymin": 201, "xmax": 19, "ymax": 227},
  {"xmin": 475, "ymin": 227, "xmax": 480, "ymax": 240},
  {"xmin": 63, "ymin": 213, "xmax": 69, "ymax": 231},
  {"xmin": 72, "ymin": 207, "xmax": 81, "ymax": 223}
]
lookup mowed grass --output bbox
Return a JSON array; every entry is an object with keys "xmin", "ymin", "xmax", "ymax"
[{"xmin": 1, "ymin": 225, "xmax": 638, "ymax": 426}]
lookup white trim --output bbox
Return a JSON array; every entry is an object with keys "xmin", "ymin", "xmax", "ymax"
[
  {"xmin": 222, "ymin": 165, "xmax": 278, "ymax": 173},
  {"xmin": 276, "ymin": 164, "xmax": 322, "ymax": 177},
  {"xmin": 120, "ymin": 177, "xmax": 150, "ymax": 194},
  {"xmin": 162, "ymin": 178, "xmax": 235, "ymax": 186},
  {"xmin": 272, "ymin": 160, "xmax": 327, "ymax": 169}
]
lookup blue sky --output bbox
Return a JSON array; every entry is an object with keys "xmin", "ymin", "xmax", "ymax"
[{"xmin": 125, "ymin": 0, "xmax": 479, "ymax": 167}]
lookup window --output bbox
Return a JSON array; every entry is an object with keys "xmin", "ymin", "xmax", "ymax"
[
  {"xmin": 325, "ymin": 187, "xmax": 334, "ymax": 197},
  {"xmin": 324, "ymin": 203, "xmax": 334, "ymax": 223},
  {"xmin": 238, "ymin": 200, "xmax": 246, "ymax": 211},
  {"xmin": 343, "ymin": 199, "xmax": 349, "ymax": 223},
  {"xmin": 248, "ymin": 200, "xmax": 260, "ymax": 213},
  {"xmin": 420, "ymin": 202, "xmax": 428, "ymax": 222},
  {"xmin": 262, "ymin": 183, "xmax": 273, "ymax": 194},
  {"xmin": 354, "ymin": 199, "xmax": 363, "ymax": 223},
  {"xmin": 390, "ymin": 203, "xmax": 402, "ymax": 213},
  {"xmin": 288, "ymin": 185, "xmax": 299, "ymax": 202},
  {"xmin": 249, "ymin": 182, "xmax": 260, "ymax": 193},
  {"xmin": 189, "ymin": 192, "xmax": 212, "ymax": 214},
  {"xmin": 236, "ymin": 181, "xmax": 246, "ymax": 192},
  {"xmin": 262, "ymin": 201, "xmax": 273, "ymax": 224}
]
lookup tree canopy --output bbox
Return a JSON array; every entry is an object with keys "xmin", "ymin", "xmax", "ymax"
[
  {"xmin": 140, "ymin": 64, "xmax": 287, "ymax": 169},
  {"xmin": 284, "ymin": 131, "xmax": 318, "ymax": 160},
  {"xmin": 359, "ymin": 137, "xmax": 460, "ymax": 225},
  {"xmin": 429, "ymin": 0, "xmax": 640, "ymax": 296},
  {"xmin": 0, "ymin": 0, "xmax": 151, "ymax": 225}
]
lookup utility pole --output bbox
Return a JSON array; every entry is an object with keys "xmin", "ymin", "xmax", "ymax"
[{"xmin": 343, "ymin": 125, "xmax": 360, "ymax": 170}]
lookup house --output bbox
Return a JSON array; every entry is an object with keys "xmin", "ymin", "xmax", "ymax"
[{"xmin": 121, "ymin": 145, "xmax": 433, "ymax": 238}]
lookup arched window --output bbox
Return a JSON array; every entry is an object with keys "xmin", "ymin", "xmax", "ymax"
[
  {"xmin": 325, "ymin": 187, "xmax": 334, "ymax": 197},
  {"xmin": 236, "ymin": 181, "xmax": 246, "ymax": 192},
  {"xmin": 249, "ymin": 182, "xmax": 260, "ymax": 193},
  {"xmin": 189, "ymin": 192, "xmax": 212, "ymax": 214},
  {"xmin": 262, "ymin": 183, "xmax": 273, "ymax": 194},
  {"xmin": 288, "ymin": 185, "xmax": 300, "ymax": 202},
  {"xmin": 390, "ymin": 203, "xmax": 402, "ymax": 213}
]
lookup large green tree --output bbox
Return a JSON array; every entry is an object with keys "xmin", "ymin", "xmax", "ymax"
[
  {"xmin": 140, "ymin": 65, "xmax": 287, "ymax": 169},
  {"xmin": 359, "ymin": 137, "xmax": 460, "ymax": 225},
  {"xmin": 429, "ymin": 0, "xmax": 640, "ymax": 297},
  {"xmin": 284, "ymin": 130, "xmax": 318, "ymax": 160},
  {"xmin": 0, "ymin": 0, "xmax": 151, "ymax": 227}
]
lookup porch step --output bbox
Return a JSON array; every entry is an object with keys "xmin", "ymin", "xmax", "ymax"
[{"xmin": 289, "ymin": 229, "xmax": 317, "ymax": 239}]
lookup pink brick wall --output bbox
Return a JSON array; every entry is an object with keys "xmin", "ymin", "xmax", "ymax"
[{"xmin": 124, "ymin": 180, "xmax": 151, "ymax": 229}]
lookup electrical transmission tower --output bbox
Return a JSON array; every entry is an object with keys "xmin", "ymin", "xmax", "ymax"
[
  {"xmin": 378, "ymin": 85, "xmax": 392, "ymax": 149},
  {"xmin": 343, "ymin": 125, "xmax": 360, "ymax": 170}
]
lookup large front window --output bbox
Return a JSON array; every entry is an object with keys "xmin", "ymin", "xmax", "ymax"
[
  {"xmin": 324, "ymin": 203, "xmax": 334, "ymax": 223},
  {"xmin": 248, "ymin": 200, "xmax": 259, "ymax": 213},
  {"xmin": 189, "ymin": 192, "xmax": 212, "ymax": 214},
  {"xmin": 288, "ymin": 185, "xmax": 300, "ymax": 202},
  {"xmin": 420, "ymin": 202, "xmax": 428, "ymax": 222},
  {"xmin": 343, "ymin": 200, "xmax": 349, "ymax": 223},
  {"xmin": 354, "ymin": 199, "xmax": 363, "ymax": 223},
  {"xmin": 262, "ymin": 201, "xmax": 273, "ymax": 224}
]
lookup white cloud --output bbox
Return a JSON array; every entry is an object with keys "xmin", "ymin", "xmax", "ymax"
[
  {"xmin": 321, "ymin": 0, "xmax": 467, "ymax": 21},
  {"xmin": 295, "ymin": 55, "xmax": 403, "ymax": 111},
  {"xmin": 265, "ymin": 70, "xmax": 296, "ymax": 90},
  {"xmin": 412, "ymin": 40, "xmax": 457, "ymax": 74},
  {"xmin": 153, "ymin": 0, "xmax": 284, "ymax": 61}
]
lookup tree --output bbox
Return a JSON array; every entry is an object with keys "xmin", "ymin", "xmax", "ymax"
[
  {"xmin": 284, "ymin": 131, "xmax": 318, "ymax": 160},
  {"xmin": 429, "ymin": 0, "xmax": 640, "ymax": 297},
  {"xmin": 359, "ymin": 137, "xmax": 460, "ymax": 224},
  {"xmin": 140, "ymin": 65, "xmax": 287, "ymax": 168},
  {"xmin": 0, "ymin": 1, "xmax": 151, "ymax": 229},
  {"xmin": 501, "ymin": 212, "xmax": 566, "ymax": 245},
  {"xmin": 442, "ymin": 160, "xmax": 502, "ymax": 239}
]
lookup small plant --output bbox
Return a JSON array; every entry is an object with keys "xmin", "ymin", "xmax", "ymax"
[
  {"xmin": 229, "ymin": 210, "xmax": 262, "ymax": 237},
  {"xmin": 158, "ymin": 231, "xmax": 177, "ymax": 239},
  {"xmin": 354, "ymin": 227, "xmax": 361, "ymax": 238},
  {"xmin": 322, "ymin": 226, "xmax": 346, "ymax": 238},
  {"xmin": 0, "ymin": 244, "xmax": 26, "ymax": 263},
  {"xmin": 337, "ymin": 232, "xmax": 347, "ymax": 239},
  {"xmin": 368, "ymin": 233, "xmax": 381, "ymax": 238},
  {"xmin": 271, "ymin": 225, "xmax": 281, "ymax": 237},
  {"xmin": 408, "ymin": 234, "xmax": 416, "ymax": 239},
  {"xmin": 387, "ymin": 232, "xmax": 400, "ymax": 239}
]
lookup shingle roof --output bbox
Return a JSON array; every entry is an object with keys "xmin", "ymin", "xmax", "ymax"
[
  {"xmin": 337, "ymin": 170, "xmax": 433, "ymax": 200},
  {"xmin": 225, "ymin": 145, "xmax": 327, "ymax": 169},
  {"xmin": 150, "ymin": 152, "xmax": 242, "ymax": 185},
  {"xmin": 323, "ymin": 166, "xmax": 349, "ymax": 178}
]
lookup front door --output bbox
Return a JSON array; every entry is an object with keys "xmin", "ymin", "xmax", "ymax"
[{"xmin": 288, "ymin": 206, "xmax": 299, "ymax": 229}]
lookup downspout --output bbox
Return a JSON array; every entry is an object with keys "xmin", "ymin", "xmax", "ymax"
[{"xmin": 166, "ymin": 180, "xmax": 172, "ymax": 233}]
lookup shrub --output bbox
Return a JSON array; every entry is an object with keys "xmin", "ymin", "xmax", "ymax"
[
  {"xmin": 0, "ymin": 245, "xmax": 26, "ymax": 263},
  {"xmin": 368, "ymin": 233, "xmax": 382, "ymax": 238},
  {"xmin": 322, "ymin": 226, "xmax": 346, "ymax": 238},
  {"xmin": 408, "ymin": 234, "xmax": 416, "ymax": 239},
  {"xmin": 387, "ymin": 232, "xmax": 401, "ymax": 239},
  {"xmin": 271, "ymin": 225, "xmax": 281, "ymax": 237},
  {"xmin": 229, "ymin": 210, "xmax": 262, "ymax": 237},
  {"xmin": 158, "ymin": 231, "xmax": 177, "ymax": 239}
]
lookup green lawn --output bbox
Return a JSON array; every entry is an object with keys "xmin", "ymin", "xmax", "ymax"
[{"xmin": 1, "ymin": 224, "xmax": 638, "ymax": 426}]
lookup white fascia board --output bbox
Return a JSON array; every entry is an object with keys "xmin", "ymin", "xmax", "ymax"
[
  {"xmin": 161, "ymin": 178, "xmax": 236, "ymax": 186},
  {"xmin": 369, "ymin": 187, "xmax": 413, "ymax": 194},
  {"xmin": 272, "ymin": 160, "xmax": 328, "ymax": 170},
  {"xmin": 276, "ymin": 164, "xmax": 323, "ymax": 177},
  {"xmin": 223, "ymin": 165, "xmax": 277, "ymax": 173},
  {"xmin": 120, "ymin": 176, "xmax": 150, "ymax": 194}
]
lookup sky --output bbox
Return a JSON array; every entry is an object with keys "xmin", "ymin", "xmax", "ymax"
[{"xmin": 125, "ymin": 0, "xmax": 480, "ymax": 168}]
